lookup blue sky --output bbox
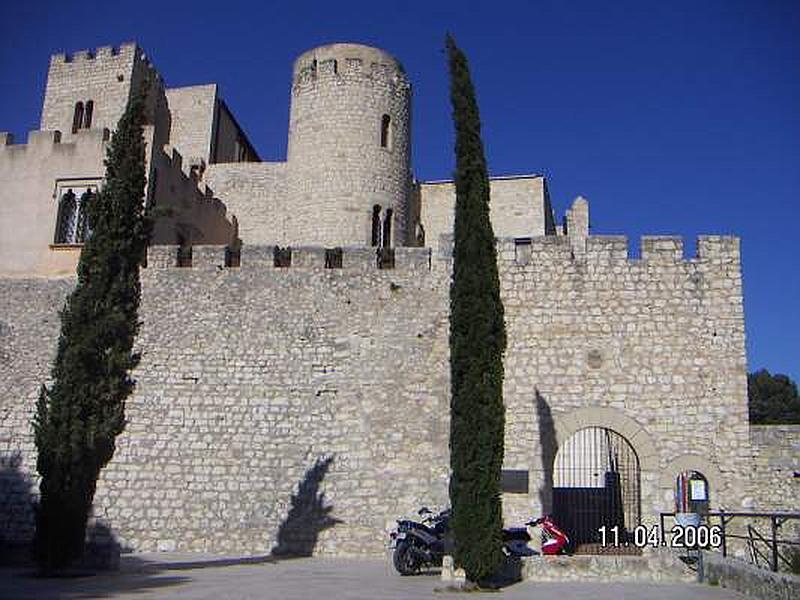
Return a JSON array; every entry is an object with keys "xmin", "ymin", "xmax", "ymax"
[{"xmin": 1, "ymin": 1, "xmax": 798, "ymax": 382}]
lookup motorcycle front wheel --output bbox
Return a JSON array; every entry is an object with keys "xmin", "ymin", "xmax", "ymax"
[{"xmin": 393, "ymin": 541, "xmax": 421, "ymax": 576}]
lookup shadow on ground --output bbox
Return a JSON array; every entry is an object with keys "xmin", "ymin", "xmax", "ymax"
[{"xmin": 0, "ymin": 453, "xmax": 344, "ymax": 598}]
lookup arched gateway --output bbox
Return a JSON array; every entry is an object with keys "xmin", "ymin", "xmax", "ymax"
[{"xmin": 552, "ymin": 427, "xmax": 641, "ymax": 552}]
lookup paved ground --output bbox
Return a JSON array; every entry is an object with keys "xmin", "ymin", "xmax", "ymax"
[{"xmin": 0, "ymin": 555, "xmax": 749, "ymax": 600}]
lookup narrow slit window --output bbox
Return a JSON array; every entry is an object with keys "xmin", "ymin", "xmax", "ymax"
[
  {"xmin": 382, "ymin": 208, "xmax": 393, "ymax": 248},
  {"xmin": 380, "ymin": 114, "xmax": 391, "ymax": 148},
  {"xmin": 177, "ymin": 234, "xmax": 192, "ymax": 268},
  {"xmin": 72, "ymin": 102, "xmax": 84, "ymax": 134},
  {"xmin": 377, "ymin": 247, "xmax": 395, "ymax": 270},
  {"xmin": 225, "ymin": 245, "xmax": 241, "ymax": 268},
  {"xmin": 83, "ymin": 101, "xmax": 94, "ymax": 129},
  {"xmin": 371, "ymin": 205, "xmax": 382, "ymax": 246}
]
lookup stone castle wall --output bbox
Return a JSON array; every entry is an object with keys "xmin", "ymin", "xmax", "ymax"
[
  {"xmin": 203, "ymin": 162, "xmax": 287, "ymax": 244},
  {"xmin": 164, "ymin": 85, "xmax": 217, "ymax": 166},
  {"xmin": 419, "ymin": 176, "xmax": 553, "ymax": 245},
  {"xmin": 494, "ymin": 234, "xmax": 752, "ymax": 527},
  {"xmin": 0, "ymin": 232, "xmax": 766, "ymax": 556},
  {"xmin": 0, "ymin": 246, "xmax": 451, "ymax": 555},
  {"xmin": 749, "ymin": 425, "xmax": 799, "ymax": 511},
  {"xmin": 40, "ymin": 45, "xmax": 140, "ymax": 141}
]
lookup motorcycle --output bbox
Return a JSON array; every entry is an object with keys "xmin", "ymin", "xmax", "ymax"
[
  {"xmin": 389, "ymin": 506, "xmax": 451, "ymax": 575},
  {"xmin": 503, "ymin": 515, "xmax": 569, "ymax": 557}
]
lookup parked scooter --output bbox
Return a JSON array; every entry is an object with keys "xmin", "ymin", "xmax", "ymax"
[
  {"xmin": 389, "ymin": 507, "xmax": 451, "ymax": 575},
  {"xmin": 503, "ymin": 516, "xmax": 569, "ymax": 557}
]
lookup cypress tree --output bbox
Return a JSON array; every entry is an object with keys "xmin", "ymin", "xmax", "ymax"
[
  {"xmin": 446, "ymin": 35, "xmax": 507, "ymax": 584},
  {"xmin": 33, "ymin": 84, "xmax": 151, "ymax": 572}
]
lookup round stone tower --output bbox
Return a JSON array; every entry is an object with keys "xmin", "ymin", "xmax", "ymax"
[{"xmin": 285, "ymin": 43, "xmax": 412, "ymax": 247}]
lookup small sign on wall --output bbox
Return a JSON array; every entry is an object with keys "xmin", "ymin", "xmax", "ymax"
[
  {"xmin": 501, "ymin": 469, "xmax": 529, "ymax": 494},
  {"xmin": 689, "ymin": 479, "xmax": 707, "ymax": 501}
]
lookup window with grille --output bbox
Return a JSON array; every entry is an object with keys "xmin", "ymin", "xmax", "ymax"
[{"xmin": 54, "ymin": 185, "xmax": 97, "ymax": 244}]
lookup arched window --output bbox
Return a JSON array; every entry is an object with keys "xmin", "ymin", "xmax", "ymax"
[
  {"xmin": 83, "ymin": 100, "xmax": 94, "ymax": 129},
  {"xmin": 676, "ymin": 470, "xmax": 709, "ymax": 515},
  {"xmin": 371, "ymin": 205, "xmax": 382, "ymax": 246},
  {"xmin": 382, "ymin": 208, "xmax": 393, "ymax": 248},
  {"xmin": 380, "ymin": 114, "xmax": 391, "ymax": 148},
  {"xmin": 72, "ymin": 102, "xmax": 84, "ymax": 134},
  {"xmin": 55, "ymin": 190, "xmax": 78, "ymax": 243},
  {"xmin": 75, "ymin": 190, "xmax": 94, "ymax": 243}
]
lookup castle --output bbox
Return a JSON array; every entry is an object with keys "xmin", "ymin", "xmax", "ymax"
[{"xmin": 0, "ymin": 42, "xmax": 796, "ymax": 557}]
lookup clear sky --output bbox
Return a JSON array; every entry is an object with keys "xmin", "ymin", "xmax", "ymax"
[{"xmin": 1, "ymin": 0, "xmax": 798, "ymax": 382}]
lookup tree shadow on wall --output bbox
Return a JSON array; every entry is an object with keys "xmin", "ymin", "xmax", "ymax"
[
  {"xmin": 0, "ymin": 454, "xmax": 192, "ymax": 598},
  {"xmin": 0, "ymin": 451, "xmax": 36, "ymax": 566},
  {"xmin": 271, "ymin": 455, "xmax": 342, "ymax": 558},
  {"xmin": 536, "ymin": 390, "xmax": 558, "ymax": 516}
]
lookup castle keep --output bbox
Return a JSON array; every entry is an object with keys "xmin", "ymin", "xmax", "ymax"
[{"xmin": 0, "ymin": 43, "xmax": 796, "ymax": 557}]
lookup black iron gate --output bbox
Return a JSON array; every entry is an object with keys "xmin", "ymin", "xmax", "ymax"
[{"xmin": 552, "ymin": 426, "xmax": 640, "ymax": 553}]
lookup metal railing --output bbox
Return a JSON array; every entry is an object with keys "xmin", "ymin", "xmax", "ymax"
[{"xmin": 659, "ymin": 511, "xmax": 800, "ymax": 572}]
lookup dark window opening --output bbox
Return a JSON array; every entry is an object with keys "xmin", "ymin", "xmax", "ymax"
[
  {"xmin": 72, "ymin": 102, "xmax": 84, "ymax": 134},
  {"xmin": 377, "ymin": 247, "xmax": 395, "ymax": 270},
  {"xmin": 83, "ymin": 100, "xmax": 94, "ymax": 129},
  {"xmin": 54, "ymin": 189, "xmax": 77, "ymax": 243},
  {"xmin": 225, "ymin": 245, "xmax": 241, "ymax": 268},
  {"xmin": 380, "ymin": 114, "xmax": 391, "ymax": 148},
  {"xmin": 177, "ymin": 234, "xmax": 192, "ymax": 268},
  {"xmin": 274, "ymin": 246, "xmax": 292, "ymax": 268},
  {"xmin": 325, "ymin": 247, "xmax": 343, "ymax": 269},
  {"xmin": 382, "ymin": 208, "xmax": 393, "ymax": 248},
  {"xmin": 75, "ymin": 190, "xmax": 94, "ymax": 243},
  {"xmin": 371, "ymin": 205, "xmax": 382, "ymax": 246}
]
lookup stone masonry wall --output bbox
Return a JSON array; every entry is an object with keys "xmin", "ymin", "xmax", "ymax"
[
  {"xmin": 419, "ymin": 176, "xmax": 549, "ymax": 250},
  {"xmin": 0, "ymin": 278, "xmax": 74, "ymax": 543},
  {"xmin": 0, "ymin": 246, "xmax": 451, "ymax": 555},
  {"xmin": 0, "ymin": 232, "xmax": 758, "ymax": 556},
  {"xmin": 165, "ymin": 85, "xmax": 217, "ymax": 166},
  {"xmin": 203, "ymin": 163, "xmax": 287, "ymax": 244},
  {"xmin": 495, "ymin": 234, "xmax": 752, "ymax": 528},
  {"xmin": 750, "ymin": 425, "xmax": 799, "ymax": 511}
]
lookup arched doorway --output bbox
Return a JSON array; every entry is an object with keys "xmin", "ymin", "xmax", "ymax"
[{"xmin": 552, "ymin": 426, "xmax": 641, "ymax": 552}]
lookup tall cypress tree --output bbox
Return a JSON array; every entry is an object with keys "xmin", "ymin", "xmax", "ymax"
[
  {"xmin": 446, "ymin": 35, "xmax": 507, "ymax": 584},
  {"xmin": 33, "ymin": 84, "xmax": 151, "ymax": 572}
]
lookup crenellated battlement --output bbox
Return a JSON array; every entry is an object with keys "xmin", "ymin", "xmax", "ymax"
[
  {"xmin": 49, "ymin": 43, "xmax": 164, "ymax": 86},
  {"xmin": 291, "ymin": 43, "xmax": 409, "ymax": 91},
  {"xmin": 50, "ymin": 43, "xmax": 136, "ymax": 65},
  {"xmin": 0, "ymin": 128, "xmax": 110, "ymax": 158},
  {"xmin": 483, "ymin": 234, "xmax": 740, "ymax": 266},
  {"xmin": 146, "ymin": 245, "xmax": 432, "ymax": 273},
  {"xmin": 157, "ymin": 144, "xmax": 228, "ymax": 219}
]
